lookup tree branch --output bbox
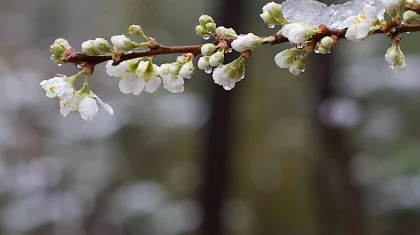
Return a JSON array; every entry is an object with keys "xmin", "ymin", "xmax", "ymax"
[{"xmin": 60, "ymin": 24, "xmax": 420, "ymax": 68}]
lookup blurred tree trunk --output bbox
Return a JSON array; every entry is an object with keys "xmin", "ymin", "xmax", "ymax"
[
  {"xmin": 198, "ymin": 1, "xmax": 246, "ymax": 235},
  {"xmin": 310, "ymin": 46, "xmax": 368, "ymax": 234}
]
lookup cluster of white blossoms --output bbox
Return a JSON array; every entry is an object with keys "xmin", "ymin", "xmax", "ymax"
[
  {"xmin": 44, "ymin": 0, "xmax": 418, "ymax": 120},
  {"xmin": 39, "ymin": 73, "xmax": 113, "ymax": 121}
]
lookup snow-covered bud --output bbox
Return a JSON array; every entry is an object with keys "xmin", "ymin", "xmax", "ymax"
[
  {"xmin": 260, "ymin": 2, "xmax": 288, "ymax": 27},
  {"xmin": 179, "ymin": 61, "xmax": 195, "ymax": 79},
  {"xmin": 316, "ymin": 36, "xmax": 334, "ymax": 54},
  {"xmin": 212, "ymin": 56, "xmax": 246, "ymax": 90},
  {"xmin": 382, "ymin": 0, "xmax": 406, "ymax": 17},
  {"xmin": 402, "ymin": 10, "xmax": 420, "ymax": 24},
  {"xmin": 82, "ymin": 38, "xmax": 112, "ymax": 55},
  {"xmin": 288, "ymin": 55, "xmax": 308, "ymax": 76},
  {"xmin": 111, "ymin": 35, "xmax": 141, "ymax": 52},
  {"xmin": 385, "ymin": 44, "xmax": 407, "ymax": 74},
  {"xmin": 49, "ymin": 38, "xmax": 72, "ymax": 64},
  {"xmin": 216, "ymin": 27, "xmax": 238, "ymax": 39},
  {"xmin": 129, "ymin": 25, "xmax": 149, "ymax": 39},
  {"xmin": 231, "ymin": 33, "xmax": 264, "ymax": 52},
  {"xmin": 339, "ymin": 5, "xmax": 381, "ymax": 42},
  {"xmin": 198, "ymin": 56, "xmax": 211, "ymax": 70},
  {"xmin": 209, "ymin": 51, "xmax": 225, "ymax": 67},
  {"xmin": 274, "ymin": 48, "xmax": 303, "ymax": 69},
  {"xmin": 201, "ymin": 43, "xmax": 217, "ymax": 56},
  {"xmin": 281, "ymin": 23, "xmax": 315, "ymax": 44}
]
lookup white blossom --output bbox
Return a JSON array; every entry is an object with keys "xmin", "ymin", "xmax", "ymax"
[
  {"xmin": 39, "ymin": 76, "xmax": 74, "ymax": 101},
  {"xmin": 135, "ymin": 61, "xmax": 162, "ymax": 94},
  {"xmin": 179, "ymin": 61, "xmax": 195, "ymax": 79},
  {"xmin": 339, "ymin": 5, "xmax": 381, "ymax": 41},
  {"xmin": 106, "ymin": 60, "xmax": 148, "ymax": 95},
  {"xmin": 60, "ymin": 94, "xmax": 113, "ymax": 121},
  {"xmin": 160, "ymin": 64, "xmax": 184, "ymax": 93},
  {"xmin": 231, "ymin": 33, "xmax": 263, "ymax": 52},
  {"xmin": 212, "ymin": 57, "xmax": 245, "ymax": 90}
]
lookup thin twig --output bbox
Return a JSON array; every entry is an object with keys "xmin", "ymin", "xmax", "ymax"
[{"xmin": 61, "ymin": 23, "xmax": 420, "ymax": 68}]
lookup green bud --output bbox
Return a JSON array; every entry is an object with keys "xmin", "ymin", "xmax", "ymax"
[
  {"xmin": 402, "ymin": 10, "xmax": 420, "ymax": 24},
  {"xmin": 196, "ymin": 25, "xmax": 209, "ymax": 37},
  {"xmin": 205, "ymin": 22, "xmax": 217, "ymax": 34},
  {"xmin": 129, "ymin": 25, "xmax": 149, "ymax": 40},
  {"xmin": 260, "ymin": 2, "xmax": 289, "ymax": 26},
  {"xmin": 199, "ymin": 15, "xmax": 215, "ymax": 27},
  {"xmin": 49, "ymin": 38, "xmax": 71, "ymax": 63}
]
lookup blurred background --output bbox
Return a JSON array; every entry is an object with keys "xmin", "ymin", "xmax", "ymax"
[{"xmin": 0, "ymin": 0, "xmax": 420, "ymax": 234}]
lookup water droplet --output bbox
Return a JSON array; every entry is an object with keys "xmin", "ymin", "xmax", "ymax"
[
  {"xmin": 268, "ymin": 24, "xmax": 275, "ymax": 29},
  {"xmin": 407, "ymin": 32, "xmax": 410, "ymax": 34},
  {"xmin": 314, "ymin": 49, "xmax": 319, "ymax": 54},
  {"xmin": 205, "ymin": 68, "xmax": 213, "ymax": 74},
  {"xmin": 77, "ymin": 64, "xmax": 83, "ymax": 69},
  {"xmin": 57, "ymin": 63, "xmax": 63, "ymax": 67},
  {"xmin": 223, "ymin": 85, "xmax": 233, "ymax": 90},
  {"xmin": 226, "ymin": 48, "xmax": 233, "ymax": 53},
  {"xmin": 300, "ymin": 68, "xmax": 306, "ymax": 72},
  {"xmin": 203, "ymin": 35, "xmax": 211, "ymax": 40},
  {"xmin": 296, "ymin": 43, "xmax": 304, "ymax": 49}
]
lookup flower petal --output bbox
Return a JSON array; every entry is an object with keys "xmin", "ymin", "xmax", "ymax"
[
  {"xmin": 78, "ymin": 97, "xmax": 99, "ymax": 121},
  {"xmin": 132, "ymin": 79, "xmax": 146, "ymax": 95},
  {"xmin": 145, "ymin": 76, "xmax": 161, "ymax": 93}
]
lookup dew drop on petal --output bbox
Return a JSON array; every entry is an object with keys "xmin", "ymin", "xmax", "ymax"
[
  {"xmin": 205, "ymin": 68, "xmax": 213, "ymax": 74},
  {"xmin": 296, "ymin": 43, "xmax": 304, "ymax": 49},
  {"xmin": 77, "ymin": 64, "xmax": 83, "ymax": 69},
  {"xmin": 268, "ymin": 24, "xmax": 275, "ymax": 29},
  {"xmin": 223, "ymin": 85, "xmax": 233, "ymax": 90},
  {"xmin": 57, "ymin": 64, "xmax": 63, "ymax": 67},
  {"xmin": 203, "ymin": 35, "xmax": 211, "ymax": 40},
  {"xmin": 314, "ymin": 49, "xmax": 319, "ymax": 54},
  {"xmin": 300, "ymin": 69, "xmax": 306, "ymax": 72}
]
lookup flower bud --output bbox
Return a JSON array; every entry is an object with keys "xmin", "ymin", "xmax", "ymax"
[
  {"xmin": 196, "ymin": 25, "xmax": 210, "ymax": 37},
  {"xmin": 231, "ymin": 33, "xmax": 263, "ymax": 52},
  {"xmin": 385, "ymin": 44, "xmax": 407, "ymax": 74},
  {"xmin": 198, "ymin": 56, "xmax": 211, "ymax": 70},
  {"xmin": 216, "ymin": 27, "xmax": 238, "ymax": 39},
  {"xmin": 199, "ymin": 15, "xmax": 215, "ymax": 27},
  {"xmin": 281, "ymin": 23, "xmax": 315, "ymax": 44},
  {"xmin": 129, "ymin": 25, "xmax": 148, "ymax": 39},
  {"xmin": 49, "ymin": 38, "xmax": 72, "ymax": 63},
  {"xmin": 111, "ymin": 35, "xmax": 140, "ymax": 52},
  {"xmin": 209, "ymin": 51, "xmax": 225, "ymax": 67},
  {"xmin": 201, "ymin": 43, "xmax": 217, "ymax": 56},
  {"xmin": 205, "ymin": 23, "xmax": 217, "ymax": 34},
  {"xmin": 260, "ymin": 2, "xmax": 289, "ymax": 27},
  {"xmin": 402, "ymin": 10, "xmax": 420, "ymax": 24}
]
